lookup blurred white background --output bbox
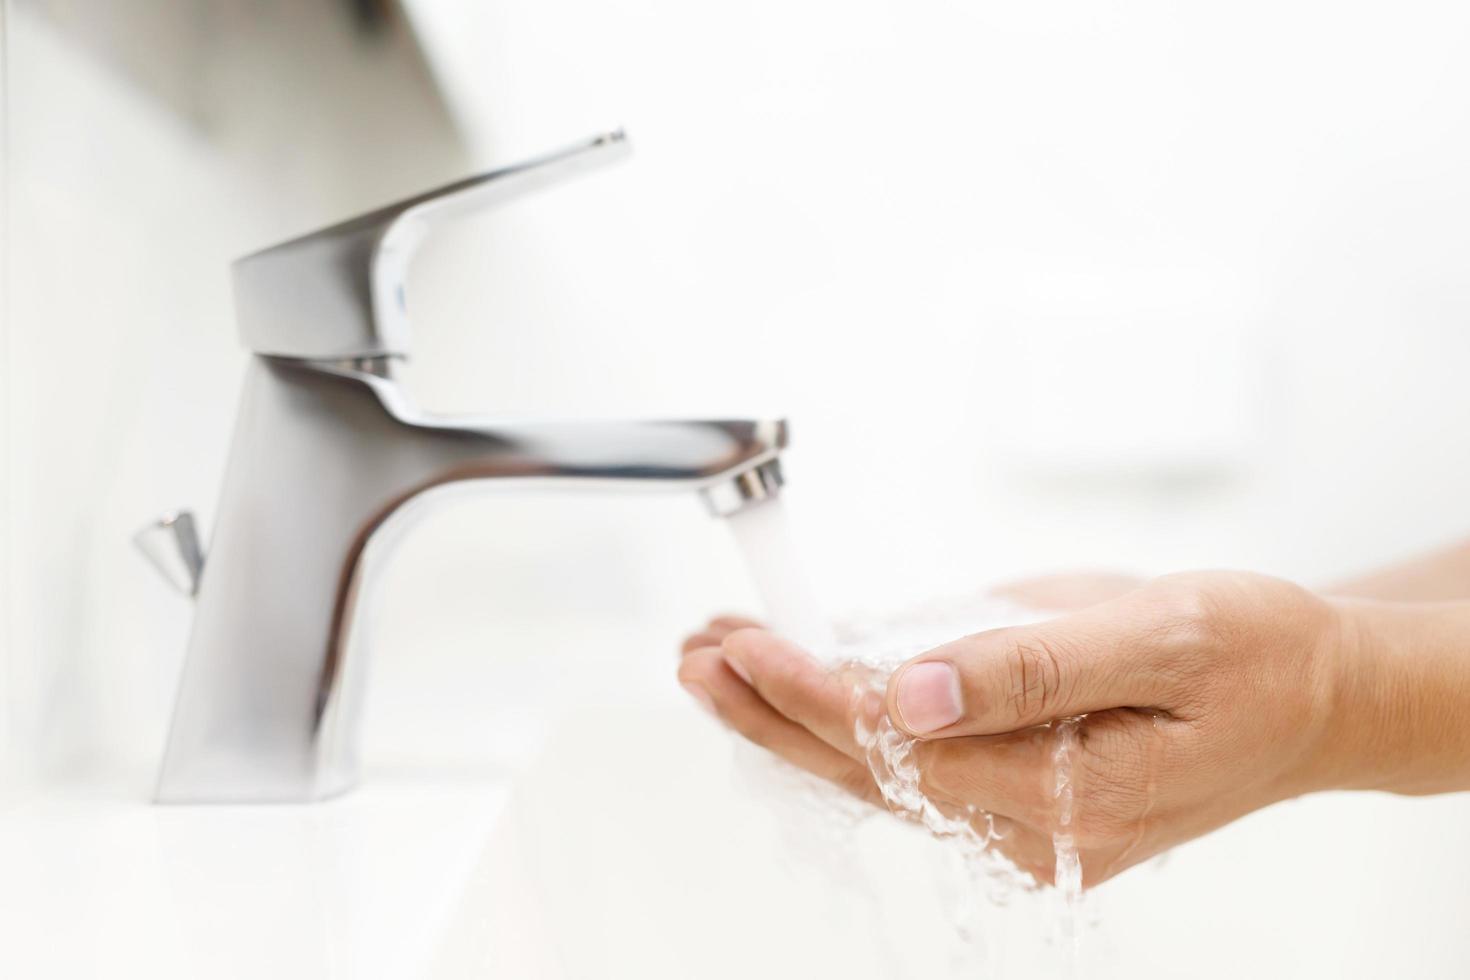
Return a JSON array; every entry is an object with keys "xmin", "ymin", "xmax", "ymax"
[{"xmin": 3, "ymin": 0, "xmax": 1470, "ymax": 976}]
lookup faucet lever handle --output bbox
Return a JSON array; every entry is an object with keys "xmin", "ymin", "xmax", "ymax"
[
  {"xmin": 232, "ymin": 129, "xmax": 631, "ymax": 362},
  {"xmin": 134, "ymin": 510, "xmax": 206, "ymax": 597},
  {"xmin": 388, "ymin": 128, "xmax": 630, "ymax": 236}
]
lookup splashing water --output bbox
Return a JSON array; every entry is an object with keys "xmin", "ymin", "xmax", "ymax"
[
  {"xmin": 1051, "ymin": 716, "xmax": 1085, "ymax": 969},
  {"xmin": 724, "ymin": 499, "xmax": 1093, "ymax": 972}
]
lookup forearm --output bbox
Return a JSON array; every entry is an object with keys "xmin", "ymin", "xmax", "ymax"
[
  {"xmin": 1325, "ymin": 598, "xmax": 1470, "ymax": 796},
  {"xmin": 1329, "ymin": 539, "xmax": 1470, "ymax": 602}
]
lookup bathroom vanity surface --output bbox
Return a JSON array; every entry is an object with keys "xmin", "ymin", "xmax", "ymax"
[
  {"xmin": 3, "ymin": 653, "xmax": 1470, "ymax": 980},
  {"xmin": 0, "ymin": 773, "xmax": 512, "ymax": 978}
]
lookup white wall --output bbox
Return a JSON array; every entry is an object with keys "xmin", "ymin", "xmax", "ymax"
[
  {"xmin": 402, "ymin": 0, "xmax": 1470, "ymax": 600},
  {"xmin": 0, "ymin": 1, "xmax": 12, "ymax": 805}
]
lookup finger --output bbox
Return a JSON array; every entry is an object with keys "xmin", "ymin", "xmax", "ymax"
[
  {"xmin": 721, "ymin": 628, "xmax": 867, "ymax": 761},
  {"xmin": 679, "ymin": 614, "xmax": 765, "ymax": 656},
  {"xmin": 886, "ymin": 594, "xmax": 1188, "ymax": 737},
  {"xmin": 709, "ymin": 614, "xmax": 763, "ymax": 633},
  {"xmin": 910, "ymin": 727, "xmax": 1055, "ymax": 825},
  {"xmin": 679, "ymin": 647, "xmax": 881, "ymax": 805},
  {"xmin": 680, "ymin": 631, "xmax": 726, "ymax": 656}
]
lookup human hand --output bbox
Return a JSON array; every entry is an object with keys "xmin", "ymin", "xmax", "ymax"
[{"xmin": 679, "ymin": 572, "xmax": 1385, "ymax": 886}]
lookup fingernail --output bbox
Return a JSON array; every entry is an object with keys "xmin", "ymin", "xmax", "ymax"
[
  {"xmin": 895, "ymin": 661, "xmax": 963, "ymax": 734},
  {"xmin": 682, "ymin": 681, "xmax": 719, "ymax": 718},
  {"xmin": 725, "ymin": 655, "xmax": 753, "ymax": 686}
]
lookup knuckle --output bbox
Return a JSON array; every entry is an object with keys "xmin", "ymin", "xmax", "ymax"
[
  {"xmin": 1142, "ymin": 574, "xmax": 1219, "ymax": 641},
  {"xmin": 1002, "ymin": 636, "xmax": 1070, "ymax": 725},
  {"xmin": 1131, "ymin": 575, "xmax": 1243, "ymax": 691},
  {"xmin": 1143, "ymin": 571, "xmax": 1325, "ymax": 664}
]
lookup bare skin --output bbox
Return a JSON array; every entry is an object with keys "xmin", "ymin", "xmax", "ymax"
[{"xmin": 678, "ymin": 557, "xmax": 1470, "ymax": 887}]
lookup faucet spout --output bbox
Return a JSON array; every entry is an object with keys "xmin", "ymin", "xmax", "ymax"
[
  {"xmin": 155, "ymin": 357, "xmax": 786, "ymax": 802},
  {"xmin": 338, "ymin": 359, "xmax": 786, "ymax": 489}
]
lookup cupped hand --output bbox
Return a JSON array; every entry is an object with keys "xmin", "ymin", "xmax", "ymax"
[{"xmin": 679, "ymin": 572, "xmax": 1364, "ymax": 886}]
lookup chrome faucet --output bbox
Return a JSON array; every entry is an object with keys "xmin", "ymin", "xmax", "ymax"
[{"xmin": 137, "ymin": 131, "xmax": 787, "ymax": 803}]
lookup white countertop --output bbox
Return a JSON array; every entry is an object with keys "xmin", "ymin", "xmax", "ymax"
[
  {"xmin": 9, "ymin": 701, "xmax": 1470, "ymax": 980},
  {"xmin": 0, "ymin": 773, "xmax": 511, "ymax": 979}
]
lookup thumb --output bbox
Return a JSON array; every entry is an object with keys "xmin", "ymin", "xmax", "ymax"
[{"xmin": 884, "ymin": 603, "xmax": 1181, "ymax": 738}]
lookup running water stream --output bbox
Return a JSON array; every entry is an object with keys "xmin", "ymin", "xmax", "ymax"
[{"xmin": 724, "ymin": 499, "xmax": 1090, "ymax": 973}]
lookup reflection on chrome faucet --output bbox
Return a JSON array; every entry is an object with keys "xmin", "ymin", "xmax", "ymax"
[{"xmin": 140, "ymin": 131, "xmax": 789, "ymax": 803}]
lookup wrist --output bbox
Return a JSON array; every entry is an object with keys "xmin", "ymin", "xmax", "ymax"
[{"xmin": 1314, "ymin": 597, "xmax": 1470, "ymax": 795}]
